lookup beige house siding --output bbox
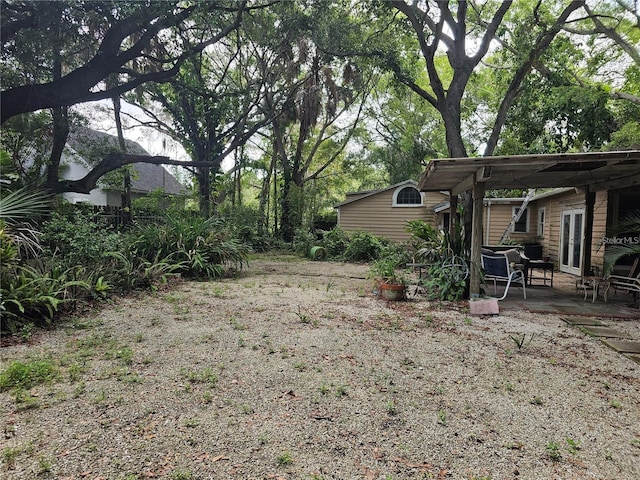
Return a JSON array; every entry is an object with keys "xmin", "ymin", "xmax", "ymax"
[
  {"xmin": 532, "ymin": 190, "xmax": 608, "ymax": 272},
  {"xmin": 338, "ymin": 188, "xmax": 448, "ymax": 243},
  {"xmin": 482, "ymin": 201, "xmax": 531, "ymax": 246}
]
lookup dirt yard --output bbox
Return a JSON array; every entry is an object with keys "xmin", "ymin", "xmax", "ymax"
[{"xmin": 1, "ymin": 255, "xmax": 639, "ymax": 479}]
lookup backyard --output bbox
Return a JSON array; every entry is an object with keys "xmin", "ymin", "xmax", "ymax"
[{"xmin": 1, "ymin": 256, "xmax": 639, "ymax": 480}]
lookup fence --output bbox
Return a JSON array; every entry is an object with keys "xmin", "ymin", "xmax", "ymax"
[{"xmin": 90, "ymin": 205, "xmax": 163, "ymax": 229}]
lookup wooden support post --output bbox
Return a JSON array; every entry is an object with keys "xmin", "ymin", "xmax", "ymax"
[
  {"xmin": 583, "ymin": 187, "xmax": 596, "ymax": 276},
  {"xmin": 449, "ymin": 192, "xmax": 458, "ymax": 238},
  {"xmin": 470, "ymin": 180, "xmax": 485, "ymax": 298}
]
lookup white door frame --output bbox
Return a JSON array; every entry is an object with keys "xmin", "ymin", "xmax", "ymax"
[{"xmin": 560, "ymin": 208, "xmax": 585, "ymax": 275}]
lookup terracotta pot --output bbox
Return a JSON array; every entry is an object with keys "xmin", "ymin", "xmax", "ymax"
[{"xmin": 379, "ymin": 283, "xmax": 406, "ymax": 301}]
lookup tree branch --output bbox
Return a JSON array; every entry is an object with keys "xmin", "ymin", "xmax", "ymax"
[
  {"xmin": 1, "ymin": 1, "xmax": 247, "ymax": 123},
  {"xmin": 48, "ymin": 153, "xmax": 227, "ymax": 195},
  {"xmin": 483, "ymin": 0, "xmax": 586, "ymax": 156}
]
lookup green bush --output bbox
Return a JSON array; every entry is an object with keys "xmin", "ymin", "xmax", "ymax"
[
  {"xmin": 292, "ymin": 228, "xmax": 317, "ymax": 257},
  {"xmin": 406, "ymin": 220, "xmax": 445, "ymax": 262},
  {"xmin": 101, "ymin": 251, "xmax": 185, "ymax": 290},
  {"xmin": 0, "ymin": 225, "xmax": 19, "ymax": 268},
  {"xmin": 344, "ymin": 231, "xmax": 384, "ymax": 261},
  {"xmin": 1, "ymin": 263, "xmax": 89, "ymax": 334},
  {"xmin": 424, "ymin": 262, "xmax": 468, "ymax": 301},
  {"xmin": 321, "ymin": 227, "xmax": 350, "ymax": 258},
  {"xmin": 129, "ymin": 214, "xmax": 250, "ymax": 279},
  {"xmin": 40, "ymin": 210, "xmax": 125, "ymax": 268}
]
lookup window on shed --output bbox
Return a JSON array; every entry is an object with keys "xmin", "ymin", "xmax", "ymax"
[
  {"xmin": 537, "ymin": 207, "xmax": 545, "ymax": 237},
  {"xmin": 395, "ymin": 186, "xmax": 422, "ymax": 205},
  {"xmin": 512, "ymin": 206, "xmax": 529, "ymax": 233}
]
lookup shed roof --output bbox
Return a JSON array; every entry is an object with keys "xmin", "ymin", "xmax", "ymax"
[
  {"xmin": 418, "ymin": 150, "xmax": 640, "ymax": 195},
  {"xmin": 334, "ymin": 180, "xmax": 419, "ymax": 208}
]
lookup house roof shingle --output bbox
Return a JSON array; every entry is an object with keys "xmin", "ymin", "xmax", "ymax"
[{"xmin": 67, "ymin": 126, "xmax": 187, "ymax": 196}]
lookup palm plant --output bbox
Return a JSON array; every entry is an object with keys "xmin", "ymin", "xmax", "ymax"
[
  {"xmin": 0, "ymin": 187, "xmax": 51, "ymax": 257},
  {"xmin": 603, "ymin": 211, "xmax": 640, "ymax": 275},
  {"xmin": 0, "ymin": 188, "xmax": 93, "ymax": 334}
]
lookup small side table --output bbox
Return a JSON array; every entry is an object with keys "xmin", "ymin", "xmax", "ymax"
[
  {"xmin": 528, "ymin": 260, "xmax": 554, "ymax": 287},
  {"xmin": 576, "ymin": 276, "xmax": 603, "ymax": 303}
]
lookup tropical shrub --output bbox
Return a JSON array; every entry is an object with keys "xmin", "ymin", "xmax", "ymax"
[
  {"xmin": 292, "ymin": 228, "xmax": 317, "ymax": 257},
  {"xmin": 129, "ymin": 214, "xmax": 250, "ymax": 279},
  {"xmin": 0, "ymin": 188, "xmax": 89, "ymax": 334},
  {"xmin": 343, "ymin": 231, "xmax": 384, "ymax": 261},
  {"xmin": 423, "ymin": 263, "xmax": 468, "ymax": 301},
  {"xmin": 1, "ymin": 262, "xmax": 89, "ymax": 334},
  {"xmin": 406, "ymin": 219, "xmax": 469, "ymax": 301},
  {"xmin": 406, "ymin": 220, "xmax": 445, "ymax": 262},
  {"xmin": 321, "ymin": 227, "xmax": 350, "ymax": 258},
  {"xmin": 40, "ymin": 210, "xmax": 125, "ymax": 268},
  {"xmin": 603, "ymin": 211, "xmax": 640, "ymax": 274},
  {"xmin": 0, "ymin": 188, "xmax": 50, "ymax": 258},
  {"xmin": 101, "ymin": 251, "xmax": 185, "ymax": 291}
]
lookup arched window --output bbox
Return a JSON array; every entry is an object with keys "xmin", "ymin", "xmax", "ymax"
[{"xmin": 392, "ymin": 186, "xmax": 423, "ymax": 206}]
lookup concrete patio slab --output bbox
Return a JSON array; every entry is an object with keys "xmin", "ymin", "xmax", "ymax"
[
  {"xmin": 580, "ymin": 326, "xmax": 632, "ymax": 338},
  {"xmin": 560, "ymin": 317, "xmax": 605, "ymax": 326},
  {"xmin": 550, "ymin": 304, "xmax": 597, "ymax": 315},
  {"xmin": 600, "ymin": 340, "xmax": 640, "ymax": 354}
]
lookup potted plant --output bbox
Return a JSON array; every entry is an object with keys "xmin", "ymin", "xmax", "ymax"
[{"xmin": 368, "ymin": 257, "xmax": 408, "ymax": 301}]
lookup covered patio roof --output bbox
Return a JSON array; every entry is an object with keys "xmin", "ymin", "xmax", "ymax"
[
  {"xmin": 418, "ymin": 150, "xmax": 640, "ymax": 195},
  {"xmin": 417, "ymin": 150, "xmax": 640, "ymax": 299}
]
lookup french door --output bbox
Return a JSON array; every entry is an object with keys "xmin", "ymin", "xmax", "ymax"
[{"xmin": 560, "ymin": 209, "xmax": 584, "ymax": 275}]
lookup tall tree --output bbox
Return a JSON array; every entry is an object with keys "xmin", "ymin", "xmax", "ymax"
[
  {"xmin": 365, "ymin": 78, "xmax": 447, "ymax": 184},
  {"xmin": 122, "ymin": 20, "xmax": 273, "ymax": 218},
  {"xmin": 251, "ymin": 2, "xmax": 373, "ymax": 240},
  {"xmin": 1, "ymin": 0, "xmax": 254, "ymax": 198},
  {"xmin": 0, "ymin": 1, "xmax": 248, "ymax": 124}
]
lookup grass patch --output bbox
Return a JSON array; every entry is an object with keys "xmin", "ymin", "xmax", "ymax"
[
  {"xmin": 0, "ymin": 359, "xmax": 59, "ymax": 391},
  {"xmin": 180, "ymin": 367, "xmax": 218, "ymax": 388}
]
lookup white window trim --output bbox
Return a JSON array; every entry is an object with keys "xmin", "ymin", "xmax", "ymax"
[
  {"xmin": 511, "ymin": 206, "xmax": 529, "ymax": 233},
  {"xmin": 392, "ymin": 185, "xmax": 424, "ymax": 207},
  {"xmin": 537, "ymin": 207, "xmax": 546, "ymax": 237}
]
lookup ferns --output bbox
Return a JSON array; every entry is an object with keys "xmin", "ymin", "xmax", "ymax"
[
  {"xmin": 1, "ymin": 209, "xmax": 251, "ymax": 335},
  {"xmin": 1, "ymin": 264, "xmax": 89, "ymax": 334}
]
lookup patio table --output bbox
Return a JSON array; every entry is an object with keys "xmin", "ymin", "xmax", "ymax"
[{"xmin": 527, "ymin": 260, "xmax": 554, "ymax": 287}]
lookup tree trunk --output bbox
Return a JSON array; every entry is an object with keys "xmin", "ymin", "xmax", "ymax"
[
  {"xmin": 45, "ymin": 57, "xmax": 69, "ymax": 192},
  {"xmin": 280, "ymin": 171, "xmax": 294, "ymax": 243},
  {"xmin": 112, "ymin": 93, "xmax": 132, "ymax": 226},
  {"xmin": 440, "ymin": 99, "xmax": 473, "ymax": 254},
  {"xmin": 198, "ymin": 167, "xmax": 211, "ymax": 218},
  {"xmin": 46, "ymin": 105, "xmax": 69, "ymax": 191}
]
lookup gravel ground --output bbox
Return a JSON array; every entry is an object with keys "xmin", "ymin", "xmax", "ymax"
[{"xmin": 1, "ymin": 256, "xmax": 639, "ymax": 480}]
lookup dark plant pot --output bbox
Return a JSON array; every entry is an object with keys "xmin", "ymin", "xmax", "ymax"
[{"xmin": 380, "ymin": 283, "xmax": 406, "ymax": 301}]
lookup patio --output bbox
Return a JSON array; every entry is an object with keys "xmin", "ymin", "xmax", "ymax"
[{"xmin": 498, "ymin": 270, "xmax": 640, "ymax": 319}]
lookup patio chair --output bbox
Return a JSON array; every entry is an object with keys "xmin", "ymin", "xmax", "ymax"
[
  {"xmin": 604, "ymin": 257, "xmax": 640, "ymax": 303},
  {"xmin": 481, "ymin": 252, "xmax": 527, "ymax": 301}
]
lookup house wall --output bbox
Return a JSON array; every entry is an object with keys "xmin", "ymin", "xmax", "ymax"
[
  {"xmin": 533, "ymin": 189, "xmax": 608, "ymax": 273},
  {"xmin": 482, "ymin": 201, "xmax": 532, "ymax": 246},
  {"xmin": 61, "ymin": 157, "xmax": 109, "ymax": 205},
  {"xmin": 482, "ymin": 190, "xmax": 609, "ymax": 274},
  {"xmin": 338, "ymin": 191, "xmax": 448, "ymax": 243}
]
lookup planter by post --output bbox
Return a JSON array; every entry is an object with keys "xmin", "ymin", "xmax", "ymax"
[{"xmin": 379, "ymin": 282, "xmax": 406, "ymax": 301}]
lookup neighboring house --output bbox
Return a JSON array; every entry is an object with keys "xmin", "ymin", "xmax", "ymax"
[
  {"xmin": 61, "ymin": 127, "xmax": 187, "ymax": 206},
  {"xmin": 335, "ymin": 180, "xmax": 450, "ymax": 242}
]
